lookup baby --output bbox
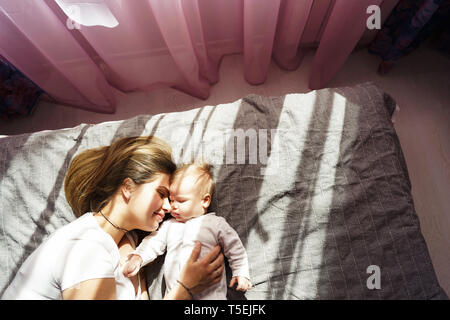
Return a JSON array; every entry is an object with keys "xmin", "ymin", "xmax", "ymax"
[{"xmin": 123, "ymin": 163, "xmax": 252, "ymax": 299}]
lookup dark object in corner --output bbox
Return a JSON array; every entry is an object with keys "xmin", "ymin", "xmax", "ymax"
[
  {"xmin": 369, "ymin": 0, "xmax": 450, "ymax": 74},
  {"xmin": 0, "ymin": 55, "xmax": 44, "ymax": 120}
]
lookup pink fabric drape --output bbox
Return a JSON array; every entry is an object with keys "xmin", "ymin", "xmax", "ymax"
[{"xmin": 0, "ymin": 0, "xmax": 397, "ymax": 113}]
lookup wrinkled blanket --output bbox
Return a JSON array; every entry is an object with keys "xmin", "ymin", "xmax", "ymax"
[{"xmin": 0, "ymin": 82, "xmax": 447, "ymax": 299}]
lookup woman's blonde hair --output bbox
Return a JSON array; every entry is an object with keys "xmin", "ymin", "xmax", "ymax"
[{"xmin": 64, "ymin": 136, "xmax": 176, "ymax": 217}]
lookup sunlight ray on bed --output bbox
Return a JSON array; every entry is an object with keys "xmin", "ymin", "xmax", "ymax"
[
  {"xmin": 305, "ymin": 92, "xmax": 347, "ymax": 297},
  {"xmin": 253, "ymin": 93, "xmax": 315, "ymax": 298}
]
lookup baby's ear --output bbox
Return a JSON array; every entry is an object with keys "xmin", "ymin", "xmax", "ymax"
[{"xmin": 201, "ymin": 193, "xmax": 211, "ymax": 209}]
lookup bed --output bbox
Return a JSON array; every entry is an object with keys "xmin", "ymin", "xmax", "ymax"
[{"xmin": 0, "ymin": 82, "xmax": 447, "ymax": 300}]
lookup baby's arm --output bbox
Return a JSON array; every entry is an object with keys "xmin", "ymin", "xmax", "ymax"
[
  {"xmin": 122, "ymin": 220, "xmax": 170, "ymax": 278},
  {"xmin": 217, "ymin": 217, "xmax": 252, "ymax": 291},
  {"xmin": 229, "ymin": 275, "xmax": 252, "ymax": 291},
  {"xmin": 122, "ymin": 254, "xmax": 143, "ymax": 278}
]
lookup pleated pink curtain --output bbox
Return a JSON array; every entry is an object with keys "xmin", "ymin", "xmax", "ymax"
[{"xmin": 0, "ymin": 0, "xmax": 396, "ymax": 113}]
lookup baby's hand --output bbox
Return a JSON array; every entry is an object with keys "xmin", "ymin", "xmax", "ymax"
[
  {"xmin": 122, "ymin": 254, "xmax": 143, "ymax": 278},
  {"xmin": 229, "ymin": 276, "xmax": 252, "ymax": 292}
]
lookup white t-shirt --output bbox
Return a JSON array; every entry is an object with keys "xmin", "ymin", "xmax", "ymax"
[
  {"xmin": 1, "ymin": 212, "xmax": 140, "ymax": 300},
  {"xmin": 135, "ymin": 212, "xmax": 250, "ymax": 300}
]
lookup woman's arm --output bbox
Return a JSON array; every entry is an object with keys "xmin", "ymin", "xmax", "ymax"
[
  {"xmin": 139, "ymin": 271, "xmax": 149, "ymax": 300},
  {"xmin": 163, "ymin": 242, "xmax": 224, "ymax": 300},
  {"xmin": 118, "ymin": 234, "xmax": 141, "ymax": 294},
  {"xmin": 62, "ymin": 278, "xmax": 117, "ymax": 300},
  {"xmin": 59, "ymin": 239, "xmax": 119, "ymax": 300}
]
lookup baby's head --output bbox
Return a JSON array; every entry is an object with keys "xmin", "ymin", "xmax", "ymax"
[{"xmin": 169, "ymin": 162, "xmax": 214, "ymax": 223}]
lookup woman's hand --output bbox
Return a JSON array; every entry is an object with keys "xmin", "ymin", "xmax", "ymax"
[{"xmin": 177, "ymin": 242, "xmax": 225, "ymax": 296}]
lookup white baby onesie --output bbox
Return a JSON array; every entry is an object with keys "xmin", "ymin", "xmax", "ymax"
[{"xmin": 134, "ymin": 212, "xmax": 250, "ymax": 300}]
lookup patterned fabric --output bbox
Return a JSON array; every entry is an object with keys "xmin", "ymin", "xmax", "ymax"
[
  {"xmin": 0, "ymin": 55, "xmax": 44, "ymax": 120},
  {"xmin": 0, "ymin": 83, "xmax": 447, "ymax": 299},
  {"xmin": 369, "ymin": 0, "xmax": 450, "ymax": 73}
]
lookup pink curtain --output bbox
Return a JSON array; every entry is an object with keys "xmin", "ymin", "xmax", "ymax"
[{"xmin": 0, "ymin": 0, "xmax": 396, "ymax": 113}]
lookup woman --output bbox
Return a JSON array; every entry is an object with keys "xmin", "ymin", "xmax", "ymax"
[{"xmin": 2, "ymin": 136, "xmax": 224, "ymax": 300}]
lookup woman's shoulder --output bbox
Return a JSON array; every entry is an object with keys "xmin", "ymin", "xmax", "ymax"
[{"xmin": 50, "ymin": 212, "xmax": 117, "ymax": 253}]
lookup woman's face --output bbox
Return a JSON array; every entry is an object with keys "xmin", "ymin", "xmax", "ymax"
[{"xmin": 127, "ymin": 173, "xmax": 171, "ymax": 232}]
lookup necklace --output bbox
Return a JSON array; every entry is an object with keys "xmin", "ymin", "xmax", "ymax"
[{"xmin": 98, "ymin": 210, "xmax": 129, "ymax": 233}]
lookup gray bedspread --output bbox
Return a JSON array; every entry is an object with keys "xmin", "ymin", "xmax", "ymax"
[{"xmin": 0, "ymin": 82, "xmax": 447, "ymax": 299}]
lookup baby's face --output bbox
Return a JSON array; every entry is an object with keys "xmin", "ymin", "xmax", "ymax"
[{"xmin": 169, "ymin": 174, "xmax": 206, "ymax": 223}]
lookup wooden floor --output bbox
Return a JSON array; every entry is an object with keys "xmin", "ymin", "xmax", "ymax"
[{"xmin": 1, "ymin": 44, "xmax": 449, "ymax": 297}]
